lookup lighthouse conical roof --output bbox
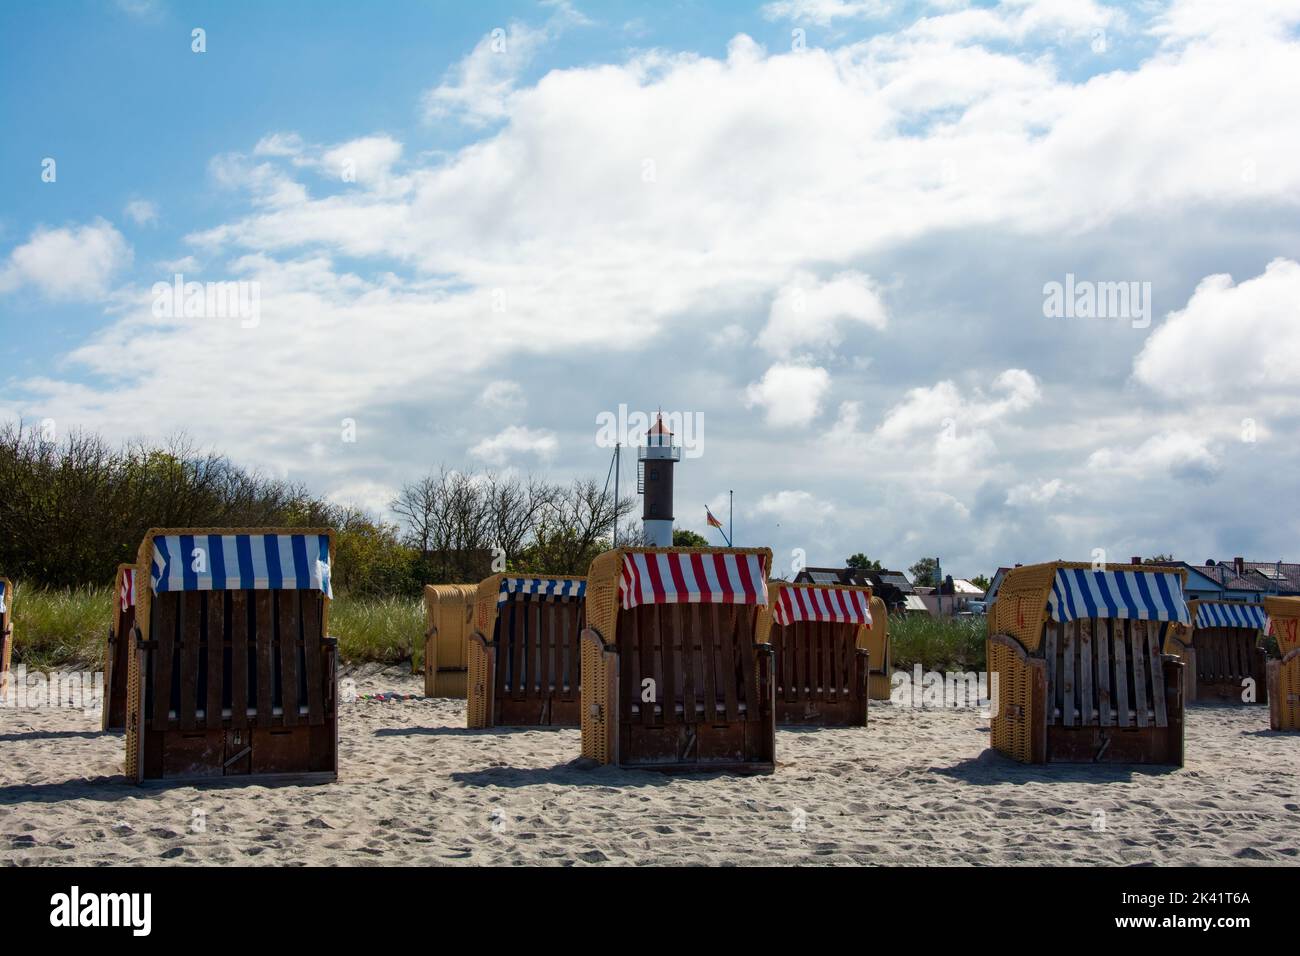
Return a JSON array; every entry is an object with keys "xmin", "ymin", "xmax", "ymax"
[{"xmin": 648, "ymin": 413, "xmax": 673, "ymax": 436}]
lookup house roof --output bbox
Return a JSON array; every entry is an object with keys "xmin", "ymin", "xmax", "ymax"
[
  {"xmin": 795, "ymin": 566, "xmax": 915, "ymax": 594},
  {"xmin": 1233, "ymin": 561, "xmax": 1300, "ymax": 593}
]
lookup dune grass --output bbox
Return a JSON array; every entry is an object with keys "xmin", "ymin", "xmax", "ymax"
[
  {"xmin": 11, "ymin": 584, "xmax": 112, "ymax": 671},
  {"xmin": 10, "ymin": 583, "xmax": 424, "ymax": 672},
  {"xmin": 888, "ymin": 612, "xmax": 987, "ymax": 672}
]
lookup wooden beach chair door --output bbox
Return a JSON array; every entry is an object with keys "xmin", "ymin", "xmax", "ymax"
[
  {"xmin": 990, "ymin": 563, "xmax": 1188, "ymax": 765},
  {"xmin": 766, "ymin": 583, "xmax": 871, "ymax": 726},
  {"xmin": 103, "ymin": 565, "xmax": 136, "ymax": 731},
  {"xmin": 468, "ymin": 576, "xmax": 586, "ymax": 728},
  {"xmin": 126, "ymin": 529, "xmax": 338, "ymax": 784},
  {"xmin": 1265, "ymin": 598, "xmax": 1300, "ymax": 732},
  {"xmin": 581, "ymin": 548, "xmax": 775, "ymax": 772},
  {"xmin": 0, "ymin": 578, "xmax": 11, "ymax": 697},
  {"xmin": 1189, "ymin": 602, "xmax": 1267, "ymax": 703}
]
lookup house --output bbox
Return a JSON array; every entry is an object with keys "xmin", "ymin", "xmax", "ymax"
[
  {"xmin": 794, "ymin": 566, "xmax": 916, "ymax": 613},
  {"xmin": 1153, "ymin": 559, "xmax": 1269, "ymax": 604},
  {"xmin": 918, "ymin": 576, "xmax": 986, "ymax": 615},
  {"xmin": 1214, "ymin": 558, "xmax": 1300, "ymax": 597}
]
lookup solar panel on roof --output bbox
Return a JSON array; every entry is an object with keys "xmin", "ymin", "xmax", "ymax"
[{"xmin": 810, "ymin": 571, "xmax": 840, "ymax": 585}]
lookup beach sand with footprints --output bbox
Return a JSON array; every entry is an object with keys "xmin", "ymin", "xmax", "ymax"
[{"xmin": 1, "ymin": 665, "xmax": 1296, "ymax": 866}]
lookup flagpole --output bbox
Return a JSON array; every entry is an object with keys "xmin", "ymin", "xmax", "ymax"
[{"xmin": 729, "ymin": 490, "xmax": 733, "ymax": 547}]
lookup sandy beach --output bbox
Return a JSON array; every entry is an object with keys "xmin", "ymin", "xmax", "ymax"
[{"xmin": 1, "ymin": 665, "xmax": 1296, "ymax": 866}]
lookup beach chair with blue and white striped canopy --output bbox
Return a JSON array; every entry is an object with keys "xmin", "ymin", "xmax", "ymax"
[
  {"xmin": 467, "ymin": 573, "xmax": 588, "ymax": 728},
  {"xmin": 1164, "ymin": 599, "xmax": 1268, "ymax": 705},
  {"xmin": 126, "ymin": 528, "xmax": 337, "ymax": 784},
  {"xmin": 988, "ymin": 561, "xmax": 1190, "ymax": 765}
]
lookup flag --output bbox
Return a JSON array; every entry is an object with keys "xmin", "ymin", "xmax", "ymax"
[{"xmin": 706, "ymin": 507, "xmax": 724, "ymax": 530}]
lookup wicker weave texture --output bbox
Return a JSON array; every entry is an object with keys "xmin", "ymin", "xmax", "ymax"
[
  {"xmin": 423, "ymin": 584, "xmax": 478, "ymax": 698},
  {"xmin": 1277, "ymin": 656, "xmax": 1300, "ymax": 731},
  {"xmin": 1265, "ymin": 597, "xmax": 1300, "ymax": 655},
  {"xmin": 467, "ymin": 637, "xmax": 488, "ymax": 728},
  {"xmin": 988, "ymin": 638, "xmax": 1033, "ymax": 762},
  {"xmin": 864, "ymin": 595, "xmax": 891, "ymax": 700},
  {"xmin": 580, "ymin": 636, "xmax": 608, "ymax": 761}
]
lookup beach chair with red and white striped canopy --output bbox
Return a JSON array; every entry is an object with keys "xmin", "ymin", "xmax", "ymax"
[
  {"xmin": 760, "ymin": 581, "xmax": 874, "ymax": 726},
  {"xmin": 580, "ymin": 547, "xmax": 775, "ymax": 772}
]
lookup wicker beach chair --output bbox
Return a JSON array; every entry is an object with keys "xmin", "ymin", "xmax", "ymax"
[
  {"xmin": 863, "ymin": 595, "xmax": 892, "ymax": 700},
  {"xmin": 1264, "ymin": 597, "xmax": 1300, "ymax": 732},
  {"xmin": 125, "ymin": 528, "xmax": 338, "ymax": 784},
  {"xmin": 466, "ymin": 574, "xmax": 586, "ymax": 728},
  {"xmin": 1163, "ymin": 600, "xmax": 1268, "ymax": 704},
  {"xmin": 423, "ymin": 584, "xmax": 477, "ymax": 698},
  {"xmin": 988, "ymin": 561, "xmax": 1189, "ymax": 765},
  {"xmin": 102, "ymin": 564, "xmax": 137, "ymax": 731},
  {"xmin": 759, "ymin": 581, "xmax": 872, "ymax": 726},
  {"xmin": 0, "ymin": 578, "xmax": 12, "ymax": 697},
  {"xmin": 581, "ymin": 547, "xmax": 775, "ymax": 772}
]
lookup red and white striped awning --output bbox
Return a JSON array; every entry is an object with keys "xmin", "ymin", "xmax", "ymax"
[
  {"xmin": 772, "ymin": 585, "xmax": 872, "ymax": 627},
  {"xmin": 119, "ymin": 568, "xmax": 136, "ymax": 611},
  {"xmin": 619, "ymin": 551, "xmax": 768, "ymax": 610}
]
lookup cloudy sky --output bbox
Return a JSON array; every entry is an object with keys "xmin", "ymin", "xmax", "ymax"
[{"xmin": 2, "ymin": 0, "xmax": 1298, "ymax": 579}]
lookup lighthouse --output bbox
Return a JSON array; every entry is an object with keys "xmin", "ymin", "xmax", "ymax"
[{"xmin": 639, "ymin": 412, "xmax": 681, "ymax": 547}]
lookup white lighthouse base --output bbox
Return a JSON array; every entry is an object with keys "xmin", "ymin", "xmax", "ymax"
[{"xmin": 643, "ymin": 519, "xmax": 673, "ymax": 548}]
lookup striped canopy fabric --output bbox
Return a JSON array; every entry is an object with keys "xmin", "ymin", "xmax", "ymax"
[
  {"xmin": 1047, "ymin": 567, "xmax": 1189, "ymax": 624},
  {"xmin": 1197, "ymin": 602, "xmax": 1267, "ymax": 630},
  {"xmin": 497, "ymin": 577, "xmax": 586, "ymax": 603},
  {"xmin": 619, "ymin": 551, "xmax": 768, "ymax": 611},
  {"xmin": 151, "ymin": 533, "xmax": 332, "ymax": 598},
  {"xmin": 119, "ymin": 568, "xmax": 136, "ymax": 611},
  {"xmin": 0, "ymin": 579, "xmax": 6, "ymax": 615},
  {"xmin": 772, "ymin": 585, "xmax": 873, "ymax": 627}
]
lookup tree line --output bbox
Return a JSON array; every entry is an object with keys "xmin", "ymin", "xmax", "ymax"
[{"xmin": 0, "ymin": 422, "xmax": 632, "ymax": 597}]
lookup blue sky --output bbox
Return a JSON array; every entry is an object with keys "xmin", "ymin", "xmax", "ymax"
[{"xmin": 2, "ymin": 0, "xmax": 1299, "ymax": 578}]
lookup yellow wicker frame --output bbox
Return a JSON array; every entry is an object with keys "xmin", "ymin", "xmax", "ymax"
[
  {"xmin": 423, "ymin": 584, "xmax": 478, "ymax": 698},
  {"xmin": 1265, "ymin": 597, "xmax": 1300, "ymax": 731},
  {"xmin": 126, "ymin": 527, "xmax": 335, "ymax": 782},
  {"xmin": 864, "ymin": 595, "xmax": 891, "ymax": 700},
  {"xmin": 580, "ymin": 546, "xmax": 773, "ymax": 764},
  {"xmin": 1266, "ymin": 597, "xmax": 1300, "ymax": 655}
]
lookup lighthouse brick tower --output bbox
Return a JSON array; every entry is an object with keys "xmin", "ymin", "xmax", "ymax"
[{"xmin": 639, "ymin": 412, "xmax": 681, "ymax": 547}]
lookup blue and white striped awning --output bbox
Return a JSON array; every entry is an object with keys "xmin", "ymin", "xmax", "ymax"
[
  {"xmin": 1196, "ymin": 601, "xmax": 1267, "ymax": 630},
  {"xmin": 151, "ymin": 533, "xmax": 332, "ymax": 597},
  {"xmin": 0, "ymin": 579, "xmax": 7, "ymax": 615},
  {"xmin": 1048, "ymin": 568, "xmax": 1189, "ymax": 624},
  {"xmin": 497, "ymin": 577, "xmax": 586, "ymax": 603}
]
